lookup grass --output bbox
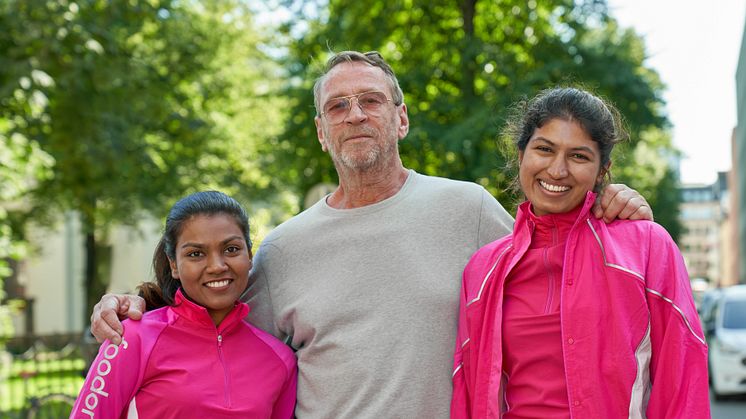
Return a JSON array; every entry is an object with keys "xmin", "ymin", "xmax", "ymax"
[{"xmin": 0, "ymin": 354, "xmax": 85, "ymax": 416}]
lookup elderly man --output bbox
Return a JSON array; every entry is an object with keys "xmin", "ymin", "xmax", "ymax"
[{"xmin": 91, "ymin": 51, "xmax": 652, "ymax": 418}]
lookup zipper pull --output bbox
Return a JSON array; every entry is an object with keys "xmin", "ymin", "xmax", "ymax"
[{"xmin": 217, "ymin": 334, "xmax": 223, "ymax": 347}]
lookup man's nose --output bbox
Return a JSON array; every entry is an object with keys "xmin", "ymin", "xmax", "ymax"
[{"xmin": 344, "ymin": 97, "xmax": 368, "ymax": 123}]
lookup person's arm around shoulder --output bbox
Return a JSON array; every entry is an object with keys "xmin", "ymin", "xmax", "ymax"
[
  {"xmin": 643, "ymin": 223, "xmax": 710, "ymax": 418},
  {"xmin": 71, "ymin": 320, "xmax": 146, "ymax": 418},
  {"xmin": 90, "ymin": 294, "xmax": 146, "ymax": 345},
  {"xmin": 593, "ymin": 183, "xmax": 653, "ymax": 223}
]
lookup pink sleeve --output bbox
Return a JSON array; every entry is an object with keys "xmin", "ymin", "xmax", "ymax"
[
  {"xmin": 450, "ymin": 276, "xmax": 471, "ymax": 419},
  {"xmin": 70, "ymin": 325, "xmax": 145, "ymax": 418},
  {"xmin": 270, "ymin": 360, "xmax": 297, "ymax": 419},
  {"xmin": 644, "ymin": 225, "xmax": 710, "ymax": 418}
]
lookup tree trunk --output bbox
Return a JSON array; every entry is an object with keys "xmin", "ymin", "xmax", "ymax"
[
  {"xmin": 459, "ymin": 0, "xmax": 478, "ymax": 104},
  {"xmin": 81, "ymin": 210, "xmax": 108, "ymax": 326}
]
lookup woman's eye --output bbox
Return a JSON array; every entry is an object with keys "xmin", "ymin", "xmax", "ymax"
[
  {"xmin": 186, "ymin": 251, "xmax": 202, "ymax": 258},
  {"xmin": 225, "ymin": 246, "xmax": 240, "ymax": 254},
  {"xmin": 572, "ymin": 153, "xmax": 590, "ymax": 160}
]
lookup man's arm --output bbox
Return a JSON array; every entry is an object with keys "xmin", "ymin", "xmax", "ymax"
[
  {"xmin": 244, "ymin": 242, "xmax": 280, "ymax": 337},
  {"xmin": 593, "ymin": 183, "xmax": 653, "ymax": 223},
  {"xmin": 90, "ymin": 294, "xmax": 146, "ymax": 345}
]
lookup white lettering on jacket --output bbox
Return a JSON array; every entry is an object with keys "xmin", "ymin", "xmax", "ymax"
[{"xmin": 80, "ymin": 338, "xmax": 129, "ymax": 417}]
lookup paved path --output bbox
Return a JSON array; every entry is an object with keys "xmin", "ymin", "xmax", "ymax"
[{"xmin": 711, "ymin": 391, "xmax": 746, "ymax": 419}]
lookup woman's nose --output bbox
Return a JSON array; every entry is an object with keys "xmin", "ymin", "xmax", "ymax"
[
  {"xmin": 547, "ymin": 156, "xmax": 568, "ymax": 178},
  {"xmin": 206, "ymin": 254, "xmax": 227, "ymax": 273}
]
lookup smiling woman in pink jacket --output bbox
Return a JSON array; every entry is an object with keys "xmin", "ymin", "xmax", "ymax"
[
  {"xmin": 450, "ymin": 87, "xmax": 709, "ymax": 419},
  {"xmin": 71, "ymin": 191, "xmax": 296, "ymax": 418}
]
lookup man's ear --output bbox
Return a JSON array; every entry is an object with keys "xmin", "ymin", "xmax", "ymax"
[
  {"xmin": 397, "ymin": 104, "xmax": 409, "ymax": 140},
  {"xmin": 315, "ymin": 116, "xmax": 328, "ymax": 152}
]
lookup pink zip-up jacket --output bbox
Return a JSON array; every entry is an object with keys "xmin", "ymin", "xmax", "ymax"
[
  {"xmin": 71, "ymin": 289, "xmax": 297, "ymax": 418},
  {"xmin": 451, "ymin": 192, "xmax": 710, "ymax": 419}
]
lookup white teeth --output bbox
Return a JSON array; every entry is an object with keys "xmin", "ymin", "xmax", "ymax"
[
  {"xmin": 539, "ymin": 180, "xmax": 570, "ymax": 192},
  {"xmin": 205, "ymin": 279, "xmax": 231, "ymax": 288}
]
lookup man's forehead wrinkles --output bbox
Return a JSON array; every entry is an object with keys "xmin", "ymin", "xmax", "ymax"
[{"xmin": 322, "ymin": 64, "xmax": 387, "ymax": 100}]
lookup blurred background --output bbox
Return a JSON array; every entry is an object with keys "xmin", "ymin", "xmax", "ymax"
[{"xmin": 0, "ymin": 0, "xmax": 745, "ymax": 417}]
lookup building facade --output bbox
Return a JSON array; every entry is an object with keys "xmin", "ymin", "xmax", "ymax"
[
  {"xmin": 679, "ymin": 176, "xmax": 731, "ymax": 286},
  {"xmin": 7, "ymin": 213, "xmax": 161, "ymax": 336},
  {"xmin": 735, "ymin": 14, "xmax": 746, "ymax": 284}
]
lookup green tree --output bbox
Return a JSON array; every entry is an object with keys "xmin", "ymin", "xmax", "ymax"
[
  {"xmin": 271, "ymin": 0, "xmax": 681, "ymax": 237},
  {"xmin": 0, "ymin": 125, "xmax": 54, "ymax": 341},
  {"xmin": 0, "ymin": 0, "xmax": 283, "ymax": 321}
]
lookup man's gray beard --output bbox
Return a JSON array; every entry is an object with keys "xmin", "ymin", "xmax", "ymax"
[
  {"xmin": 332, "ymin": 146, "xmax": 380, "ymax": 170},
  {"xmin": 330, "ymin": 138, "xmax": 397, "ymax": 171}
]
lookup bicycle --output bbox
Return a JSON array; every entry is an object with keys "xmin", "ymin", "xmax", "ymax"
[{"xmin": 25, "ymin": 392, "xmax": 76, "ymax": 419}]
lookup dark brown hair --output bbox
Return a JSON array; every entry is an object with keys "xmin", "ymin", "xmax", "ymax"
[
  {"xmin": 137, "ymin": 191, "xmax": 251, "ymax": 310},
  {"xmin": 502, "ymin": 86, "xmax": 628, "ymax": 192}
]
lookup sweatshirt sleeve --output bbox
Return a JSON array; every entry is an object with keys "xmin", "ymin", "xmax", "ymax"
[
  {"xmin": 476, "ymin": 188, "xmax": 514, "ymax": 248},
  {"xmin": 70, "ymin": 322, "xmax": 145, "ymax": 418},
  {"xmin": 245, "ymin": 241, "xmax": 280, "ymax": 337},
  {"xmin": 643, "ymin": 224, "xmax": 710, "ymax": 418}
]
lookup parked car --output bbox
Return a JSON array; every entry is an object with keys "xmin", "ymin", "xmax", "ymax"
[
  {"xmin": 707, "ymin": 285, "xmax": 746, "ymax": 400},
  {"xmin": 699, "ymin": 288, "xmax": 722, "ymax": 339},
  {"xmin": 690, "ymin": 277, "xmax": 710, "ymax": 309}
]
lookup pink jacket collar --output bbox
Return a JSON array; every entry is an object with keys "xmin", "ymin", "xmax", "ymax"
[{"xmin": 172, "ymin": 288, "xmax": 250, "ymax": 331}]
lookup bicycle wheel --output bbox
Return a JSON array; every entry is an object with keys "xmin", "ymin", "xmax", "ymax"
[{"xmin": 27, "ymin": 393, "xmax": 76, "ymax": 419}]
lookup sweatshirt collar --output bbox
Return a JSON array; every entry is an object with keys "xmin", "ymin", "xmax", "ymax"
[{"xmin": 172, "ymin": 288, "xmax": 250, "ymax": 331}]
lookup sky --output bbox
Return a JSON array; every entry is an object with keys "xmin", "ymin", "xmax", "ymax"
[{"xmin": 607, "ymin": 0, "xmax": 746, "ymax": 185}]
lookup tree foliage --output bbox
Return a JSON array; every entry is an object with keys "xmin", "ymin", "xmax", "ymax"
[
  {"xmin": 272, "ymin": 0, "xmax": 681, "ymax": 237},
  {"xmin": 0, "ymin": 0, "xmax": 284, "ymax": 320},
  {"xmin": 0, "ymin": 123, "xmax": 54, "ymax": 340}
]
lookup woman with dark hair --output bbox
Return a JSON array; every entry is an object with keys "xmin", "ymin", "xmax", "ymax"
[
  {"xmin": 71, "ymin": 191, "xmax": 296, "ymax": 418},
  {"xmin": 450, "ymin": 88, "xmax": 709, "ymax": 418}
]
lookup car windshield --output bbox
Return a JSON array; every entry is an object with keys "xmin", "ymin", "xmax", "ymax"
[{"xmin": 722, "ymin": 299, "xmax": 746, "ymax": 329}]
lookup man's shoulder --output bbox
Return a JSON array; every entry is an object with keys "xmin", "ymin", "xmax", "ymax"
[
  {"xmin": 411, "ymin": 172, "xmax": 491, "ymax": 204},
  {"xmin": 260, "ymin": 202, "xmax": 324, "ymax": 245},
  {"xmin": 414, "ymin": 172, "xmax": 485, "ymax": 192}
]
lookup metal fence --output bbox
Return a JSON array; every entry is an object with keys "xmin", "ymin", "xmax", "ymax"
[{"xmin": 1, "ymin": 333, "xmax": 96, "ymax": 418}]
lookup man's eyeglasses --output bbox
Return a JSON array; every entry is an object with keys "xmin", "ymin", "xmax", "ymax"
[{"xmin": 320, "ymin": 91, "xmax": 393, "ymax": 125}]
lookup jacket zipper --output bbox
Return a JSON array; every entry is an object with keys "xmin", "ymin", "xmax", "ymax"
[
  {"xmin": 543, "ymin": 224, "xmax": 560, "ymax": 314},
  {"xmin": 544, "ymin": 247, "xmax": 555, "ymax": 314},
  {"xmin": 217, "ymin": 333, "xmax": 232, "ymax": 407}
]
